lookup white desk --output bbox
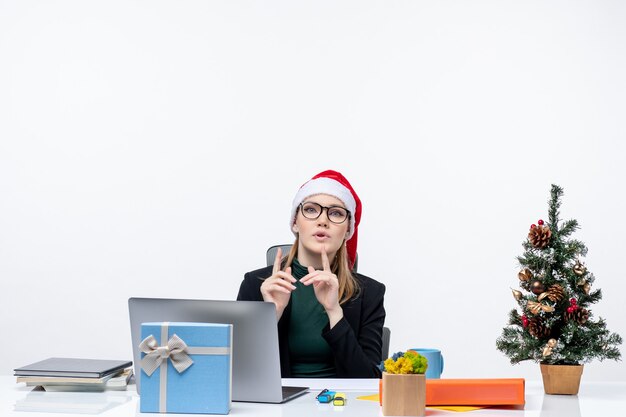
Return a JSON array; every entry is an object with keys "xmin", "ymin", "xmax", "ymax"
[{"xmin": 2, "ymin": 376, "xmax": 625, "ymax": 417}]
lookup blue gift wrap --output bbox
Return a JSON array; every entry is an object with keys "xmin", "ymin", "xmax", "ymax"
[{"xmin": 140, "ymin": 322, "xmax": 232, "ymax": 414}]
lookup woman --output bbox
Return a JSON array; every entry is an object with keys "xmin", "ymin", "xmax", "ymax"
[{"xmin": 237, "ymin": 170, "xmax": 386, "ymax": 378}]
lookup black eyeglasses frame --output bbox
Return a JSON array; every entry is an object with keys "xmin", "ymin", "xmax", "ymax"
[{"xmin": 298, "ymin": 202, "xmax": 351, "ymax": 224}]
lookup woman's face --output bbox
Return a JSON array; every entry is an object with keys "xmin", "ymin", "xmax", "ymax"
[{"xmin": 293, "ymin": 194, "xmax": 350, "ymax": 267}]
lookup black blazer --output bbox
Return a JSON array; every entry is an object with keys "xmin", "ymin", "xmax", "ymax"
[{"xmin": 237, "ymin": 265, "xmax": 386, "ymax": 378}]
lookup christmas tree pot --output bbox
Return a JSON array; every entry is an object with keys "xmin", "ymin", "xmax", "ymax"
[
  {"xmin": 540, "ymin": 363, "xmax": 584, "ymax": 395},
  {"xmin": 382, "ymin": 372, "xmax": 426, "ymax": 416}
]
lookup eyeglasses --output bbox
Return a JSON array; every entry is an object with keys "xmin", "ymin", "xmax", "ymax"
[{"xmin": 299, "ymin": 202, "xmax": 350, "ymax": 224}]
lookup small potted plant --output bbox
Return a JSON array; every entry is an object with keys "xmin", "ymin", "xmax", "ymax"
[{"xmin": 379, "ymin": 350, "xmax": 428, "ymax": 416}]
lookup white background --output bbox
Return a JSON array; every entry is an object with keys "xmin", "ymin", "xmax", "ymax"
[{"xmin": 1, "ymin": 0, "xmax": 625, "ymax": 381}]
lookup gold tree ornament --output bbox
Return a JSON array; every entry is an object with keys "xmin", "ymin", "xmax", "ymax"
[
  {"xmin": 528, "ymin": 224, "xmax": 552, "ymax": 249},
  {"xmin": 577, "ymin": 278, "xmax": 591, "ymax": 295},
  {"xmin": 542, "ymin": 339, "xmax": 558, "ymax": 357},
  {"xmin": 573, "ymin": 260, "xmax": 587, "ymax": 276},
  {"xmin": 527, "ymin": 300, "xmax": 555, "ymax": 315},
  {"xmin": 518, "ymin": 268, "xmax": 533, "ymax": 282},
  {"xmin": 511, "ymin": 288, "xmax": 523, "ymax": 301}
]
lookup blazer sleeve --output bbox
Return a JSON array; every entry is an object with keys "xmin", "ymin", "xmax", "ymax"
[
  {"xmin": 236, "ymin": 267, "xmax": 270, "ymax": 302},
  {"xmin": 322, "ymin": 278, "xmax": 386, "ymax": 378}
]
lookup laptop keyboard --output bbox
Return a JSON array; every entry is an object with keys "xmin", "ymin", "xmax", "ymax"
[{"xmin": 282, "ymin": 386, "xmax": 308, "ymax": 400}]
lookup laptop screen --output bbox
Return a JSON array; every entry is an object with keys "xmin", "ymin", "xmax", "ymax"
[{"xmin": 128, "ymin": 297, "xmax": 305, "ymax": 403}]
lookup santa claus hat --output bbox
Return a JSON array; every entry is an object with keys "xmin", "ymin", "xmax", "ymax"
[{"xmin": 290, "ymin": 170, "xmax": 361, "ymax": 269}]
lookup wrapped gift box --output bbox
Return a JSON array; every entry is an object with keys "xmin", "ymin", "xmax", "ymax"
[{"xmin": 140, "ymin": 322, "xmax": 232, "ymax": 414}]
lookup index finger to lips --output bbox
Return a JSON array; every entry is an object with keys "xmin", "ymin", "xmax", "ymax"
[{"xmin": 321, "ymin": 246, "xmax": 331, "ymax": 271}]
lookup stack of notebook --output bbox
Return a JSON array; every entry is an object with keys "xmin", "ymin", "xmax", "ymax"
[{"xmin": 14, "ymin": 357, "xmax": 133, "ymax": 392}]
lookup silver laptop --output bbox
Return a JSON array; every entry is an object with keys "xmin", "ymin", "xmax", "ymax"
[{"xmin": 128, "ymin": 297, "xmax": 308, "ymax": 403}]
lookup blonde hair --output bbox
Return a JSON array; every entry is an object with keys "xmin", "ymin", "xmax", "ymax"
[{"xmin": 284, "ymin": 237, "xmax": 360, "ymax": 305}]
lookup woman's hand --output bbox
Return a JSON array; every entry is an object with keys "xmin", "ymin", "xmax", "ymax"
[
  {"xmin": 300, "ymin": 246, "xmax": 344, "ymax": 328},
  {"xmin": 260, "ymin": 247, "xmax": 296, "ymax": 320}
]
